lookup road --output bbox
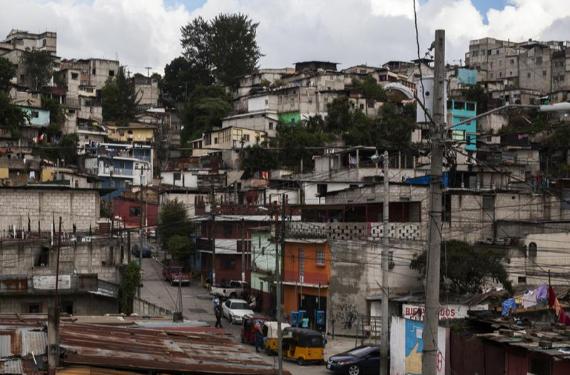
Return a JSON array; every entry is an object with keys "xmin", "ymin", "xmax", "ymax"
[{"xmin": 140, "ymin": 258, "xmax": 354, "ymax": 375}]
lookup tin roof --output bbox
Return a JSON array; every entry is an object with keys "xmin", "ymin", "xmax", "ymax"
[
  {"xmin": 60, "ymin": 323, "xmax": 288, "ymax": 374},
  {"xmin": 0, "ymin": 359, "xmax": 22, "ymax": 374}
]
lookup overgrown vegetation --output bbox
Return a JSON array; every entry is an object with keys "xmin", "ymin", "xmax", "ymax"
[
  {"xmin": 0, "ymin": 57, "xmax": 27, "ymax": 138},
  {"xmin": 409, "ymin": 240, "xmax": 513, "ymax": 294},
  {"xmin": 119, "ymin": 262, "xmax": 141, "ymax": 314}
]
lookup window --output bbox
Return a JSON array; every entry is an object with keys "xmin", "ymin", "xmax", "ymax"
[
  {"xmin": 518, "ymin": 276, "xmax": 527, "ymax": 284},
  {"xmin": 510, "ymin": 59, "xmax": 515, "ymax": 65},
  {"xmin": 31, "ymin": 111, "xmax": 39, "ymax": 118},
  {"xmin": 173, "ymin": 172, "xmax": 181, "ymax": 181},
  {"xmin": 482, "ymin": 195, "xmax": 495, "ymax": 210},
  {"xmin": 316, "ymin": 248, "xmax": 325, "ymax": 266},
  {"xmin": 527, "ymin": 72, "xmax": 532, "ymax": 78},
  {"xmin": 92, "ymin": 68, "xmax": 96, "ymax": 75},
  {"xmin": 109, "ymin": 70, "xmax": 115, "ymax": 77},
  {"xmin": 268, "ymin": 122, "xmax": 274, "ymax": 130},
  {"xmin": 26, "ymin": 303, "xmax": 41, "ymax": 313},
  {"xmin": 243, "ymin": 134, "xmax": 250, "ymax": 142},
  {"xmin": 535, "ymin": 56, "xmax": 543, "ymax": 65},
  {"xmin": 35, "ymin": 247, "xmax": 49, "ymax": 267},
  {"xmin": 61, "ymin": 301, "xmax": 73, "ymax": 315},
  {"xmin": 359, "ymin": 103, "xmax": 364, "ymax": 110},
  {"xmin": 466, "ymin": 102, "xmax": 476, "ymax": 111},
  {"xmin": 317, "ymin": 184, "xmax": 327, "ymax": 196},
  {"xmin": 543, "ymin": 70, "xmax": 547, "ymax": 77},
  {"xmin": 299, "ymin": 248, "xmax": 305, "ymax": 276},
  {"xmin": 453, "ymin": 101, "xmax": 465, "ymax": 110},
  {"xmin": 214, "ymin": 137, "xmax": 218, "ymax": 144},
  {"xmin": 129, "ymin": 207, "xmax": 141, "ymax": 217},
  {"xmin": 528, "ymin": 242, "xmax": 538, "ymax": 258},
  {"xmin": 71, "ymin": 72, "xmax": 78, "ymax": 80}
]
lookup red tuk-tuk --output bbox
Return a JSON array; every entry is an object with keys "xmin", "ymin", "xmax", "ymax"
[{"xmin": 241, "ymin": 314, "xmax": 269, "ymax": 345}]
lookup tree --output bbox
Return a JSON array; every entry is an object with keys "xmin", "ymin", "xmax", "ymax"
[
  {"xmin": 158, "ymin": 199, "xmax": 192, "ymax": 252},
  {"xmin": 162, "ymin": 56, "xmax": 211, "ymax": 106},
  {"xmin": 0, "ymin": 57, "xmax": 16, "ymax": 91},
  {"xmin": 0, "ymin": 91, "xmax": 27, "ymax": 138},
  {"xmin": 37, "ymin": 133, "xmax": 79, "ymax": 165},
  {"xmin": 326, "ymin": 97, "xmax": 354, "ymax": 133},
  {"xmin": 241, "ymin": 144, "xmax": 279, "ymax": 178},
  {"xmin": 181, "ymin": 13, "xmax": 262, "ymax": 88},
  {"xmin": 101, "ymin": 66, "xmax": 140, "ymax": 124},
  {"xmin": 352, "ymin": 76, "xmax": 387, "ymax": 102},
  {"xmin": 118, "ymin": 262, "xmax": 141, "ymax": 314},
  {"xmin": 180, "ymin": 85, "xmax": 232, "ymax": 144},
  {"xmin": 167, "ymin": 235, "xmax": 193, "ymax": 262},
  {"xmin": 275, "ymin": 122, "xmax": 332, "ymax": 170},
  {"xmin": 409, "ymin": 240, "xmax": 513, "ymax": 294},
  {"xmin": 41, "ymin": 96, "xmax": 65, "ymax": 134},
  {"xmin": 22, "ymin": 50, "xmax": 54, "ymax": 91}
]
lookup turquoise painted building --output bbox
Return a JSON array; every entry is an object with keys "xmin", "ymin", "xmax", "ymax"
[
  {"xmin": 250, "ymin": 227, "xmax": 277, "ymax": 314},
  {"xmin": 19, "ymin": 106, "xmax": 50, "ymax": 127},
  {"xmin": 449, "ymin": 99, "xmax": 477, "ymax": 152}
]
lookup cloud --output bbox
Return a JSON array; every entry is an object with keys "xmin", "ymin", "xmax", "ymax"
[{"xmin": 0, "ymin": 0, "xmax": 569, "ymax": 75}]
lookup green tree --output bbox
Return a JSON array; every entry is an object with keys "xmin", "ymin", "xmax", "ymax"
[
  {"xmin": 22, "ymin": 50, "xmax": 54, "ymax": 91},
  {"xmin": 158, "ymin": 199, "xmax": 192, "ymax": 252},
  {"xmin": 167, "ymin": 234, "xmax": 193, "ymax": 263},
  {"xmin": 241, "ymin": 144, "xmax": 279, "ymax": 178},
  {"xmin": 409, "ymin": 240, "xmax": 513, "ymax": 294},
  {"xmin": 118, "ymin": 262, "xmax": 141, "ymax": 314},
  {"xmin": 275, "ymin": 123, "xmax": 332, "ymax": 170},
  {"xmin": 352, "ymin": 76, "xmax": 387, "ymax": 102},
  {"xmin": 41, "ymin": 96, "xmax": 65, "ymax": 133},
  {"xmin": 37, "ymin": 133, "xmax": 78, "ymax": 165},
  {"xmin": 180, "ymin": 85, "xmax": 232, "ymax": 144},
  {"xmin": 162, "ymin": 56, "xmax": 212, "ymax": 106},
  {"xmin": 181, "ymin": 13, "xmax": 262, "ymax": 88},
  {"xmin": 326, "ymin": 97, "xmax": 354, "ymax": 133},
  {"xmin": 0, "ymin": 57, "xmax": 16, "ymax": 91},
  {"xmin": 0, "ymin": 91, "xmax": 27, "ymax": 138},
  {"xmin": 101, "ymin": 67, "xmax": 140, "ymax": 124}
]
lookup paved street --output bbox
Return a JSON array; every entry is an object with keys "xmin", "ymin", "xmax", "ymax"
[{"xmin": 140, "ymin": 258, "xmax": 355, "ymax": 375}]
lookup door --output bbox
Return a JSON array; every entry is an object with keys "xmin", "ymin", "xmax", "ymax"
[{"xmin": 362, "ymin": 349, "xmax": 380, "ymax": 374}]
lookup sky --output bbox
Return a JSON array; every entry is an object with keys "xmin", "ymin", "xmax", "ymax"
[{"xmin": 0, "ymin": 0, "xmax": 568, "ymax": 75}]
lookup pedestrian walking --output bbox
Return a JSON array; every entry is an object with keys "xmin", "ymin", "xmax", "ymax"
[{"xmin": 214, "ymin": 303, "xmax": 223, "ymax": 328}]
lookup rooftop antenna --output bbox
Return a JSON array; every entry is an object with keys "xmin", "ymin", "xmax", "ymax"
[{"xmin": 145, "ymin": 66, "xmax": 152, "ymax": 78}]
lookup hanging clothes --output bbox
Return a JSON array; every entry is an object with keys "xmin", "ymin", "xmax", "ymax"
[
  {"xmin": 522, "ymin": 290, "xmax": 537, "ymax": 309},
  {"xmin": 536, "ymin": 285, "xmax": 548, "ymax": 304},
  {"xmin": 502, "ymin": 298, "xmax": 517, "ymax": 317}
]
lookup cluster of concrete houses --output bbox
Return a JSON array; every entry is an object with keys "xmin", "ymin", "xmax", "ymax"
[{"xmin": 4, "ymin": 29, "xmax": 570, "ymax": 373}]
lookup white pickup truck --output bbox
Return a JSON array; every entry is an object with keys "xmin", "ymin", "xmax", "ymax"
[{"xmin": 210, "ymin": 280, "xmax": 249, "ymax": 299}]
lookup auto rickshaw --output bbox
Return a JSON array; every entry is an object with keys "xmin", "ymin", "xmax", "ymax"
[
  {"xmin": 282, "ymin": 327, "xmax": 325, "ymax": 365},
  {"xmin": 240, "ymin": 314, "xmax": 269, "ymax": 345},
  {"xmin": 262, "ymin": 321, "xmax": 291, "ymax": 354}
]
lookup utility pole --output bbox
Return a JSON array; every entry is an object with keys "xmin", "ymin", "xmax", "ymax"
[
  {"xmin": 48, "ymin": 216, "xmax": 62, "ymax": 374},
  {"xmin": 276, "ymin": 193, "xmax": 286, "ymax": 375},
  {"xmin": 241, "ymin": 218, "xmax": 246, "ymax": 283},
  {"xmin": 380, "ymin": 151, "xmax": 389, "ymax": 375},
  {"xmin": 210, "ymin": 186, "xmax": 217, "ymax": 286},
  {"xmin": 137, "ymin": 167, "xmax": 145, "ymax": 298},
  {"xmin": 422, "ymin": 29, "xmax": 445, "ymax": 375}
]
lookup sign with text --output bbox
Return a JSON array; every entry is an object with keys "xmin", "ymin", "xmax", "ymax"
[
  {"xmin": 33, "ymin": 275, "xmax": 71, "ymax": 290},
  {"xmin": 402, "ymin": 303, "xmax": 488, "ymax": 321}
]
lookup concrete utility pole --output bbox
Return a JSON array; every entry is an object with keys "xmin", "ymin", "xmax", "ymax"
[
  {"xmin": 48, "ymin": 216, "xmax": 62, "ymax": 374},
  {"xmin": 137, "ymin": 166, "xmax": 146, "ymax": 298},
  {"xmin": 422, "ymin": 29, "xmax": 446, "ymax": 375},
  {"xmin": 380, "ymin": 151, "xmax": 389, "ymax": 375},
  {"xmin": 276, "ymin": 193, "xmax": 286, "ymax": 375},
  {"xmin": 241, "ymin": 218, "xmax": 246, "ymax": 283},
  {"xmin": 210, "ymin": 186, "xmax": 217, "ymax": 286}
]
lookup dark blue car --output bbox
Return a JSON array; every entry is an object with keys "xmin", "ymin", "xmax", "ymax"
[
  {"xmin": 326, "ymin": 346, "xmax": 380, "ymax": 375},
  {"xmin": 132, "ymin": 245, "xmax": 152, "ymax": 258}
]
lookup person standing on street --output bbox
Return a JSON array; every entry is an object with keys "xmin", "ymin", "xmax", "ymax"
[{"xmin": 254, "ymin": 320, "xmax": 263, "ymax": 353}]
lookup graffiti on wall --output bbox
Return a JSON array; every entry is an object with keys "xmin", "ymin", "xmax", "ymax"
[{"xmin": 335, "ymin": 302, "xmax": 359, "ymax": 329}]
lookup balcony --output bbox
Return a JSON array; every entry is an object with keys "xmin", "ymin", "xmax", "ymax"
[{"xmin": 286, "ymin": 222, "xmax": 423, "ymax": 241}]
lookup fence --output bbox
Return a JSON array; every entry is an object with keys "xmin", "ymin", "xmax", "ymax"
[
  {"xmin": 287, "ymin": 222, "xmax": 423, "ymax": 241},
  {"xmin": 132, "ymin": 296, "xmax": 173, "ymax": 317}
]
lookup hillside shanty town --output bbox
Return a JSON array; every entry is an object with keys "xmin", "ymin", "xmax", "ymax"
[{"xmin": 1, "ymin": 1, "xmax": 570, "ymax": 374}]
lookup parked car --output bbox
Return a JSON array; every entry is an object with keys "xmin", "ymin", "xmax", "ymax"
[
  {"xmin": 132, "ymin": 244, "xmax": 152, "ymax": 258},
  {"xmin": 210, "ymin": 280, "xmax": 249, "ymax": 298},
  {"xmin": 162, "ymin": 265, "xmax": 191, "ymax": 286},
  {"xmin": 221, "ymin": 298, "xmax": 254, "ymax": 324},
  {"xmin": 326, "ymin": 345, "xmax": 380, "ymax": 375}
]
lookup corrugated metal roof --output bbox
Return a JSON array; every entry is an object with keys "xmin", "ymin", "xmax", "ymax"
[
  {"xmin": 60, "ymin": 323, "xmax": 289, "ymax": 374},
  {"xmin": 0, "ymin": 359, "xmax": 22, "ymax": 374},
  {"xmin": 20, "ymin": 329, "xmax": 47, "ymax": 356},
  {"xmin": 0, "ymin": 336, "xmax": 11, "ymax": 357}
]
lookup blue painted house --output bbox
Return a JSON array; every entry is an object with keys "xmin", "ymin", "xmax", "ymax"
[
  {"xmin": 449, "ymin": 99, "xmax": 477, "ymax": 152},
  {"xmin": 19, "ymin": 106, "xmax": 50, "ymax": 128}
]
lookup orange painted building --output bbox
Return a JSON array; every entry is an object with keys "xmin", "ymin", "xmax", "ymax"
[{"xmin": 282, "ymin": 239, "xmax": 330, "ymax": 326}]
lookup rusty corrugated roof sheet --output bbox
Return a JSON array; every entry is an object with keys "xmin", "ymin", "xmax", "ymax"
[
  {"xmin": 20, "ymin": 329, "xmax": 47, "ymax": 356},
  {"xmin": 60, "ymin": 323, "xmax": 288, "ymax": 374}
]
